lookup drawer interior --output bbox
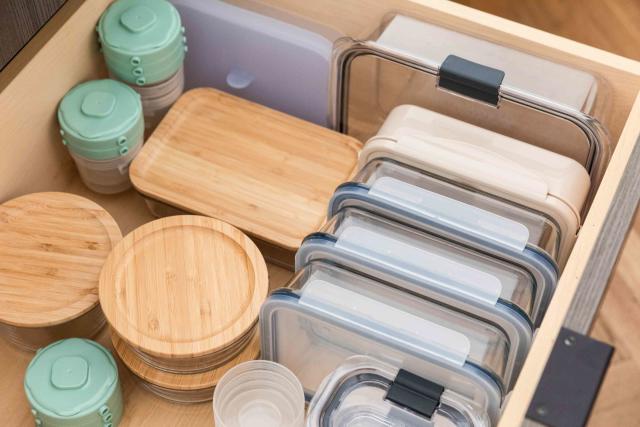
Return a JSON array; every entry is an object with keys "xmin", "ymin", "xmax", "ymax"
[{"xmin": 2, "ymin": 0, "xmax": 640, "ymax": 425}]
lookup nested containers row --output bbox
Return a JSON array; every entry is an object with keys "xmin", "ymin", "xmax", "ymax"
[{"xmin": 98, "ymin": 215, "xmax": 268, "ymax": 403}]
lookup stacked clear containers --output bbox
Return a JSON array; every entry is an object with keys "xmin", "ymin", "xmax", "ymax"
[
  {"xmin": 261, "ymin": 261, "xmax": 507, "ymax": 423},
  {"xmin": 259, "ymin": 11, "xmax": 608, "ymax": 426},
  {"xmin": 98, "ymin": 0, "xmax": 187, "ymax": 136}
]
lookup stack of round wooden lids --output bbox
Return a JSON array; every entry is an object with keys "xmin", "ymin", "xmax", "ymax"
[
  {"xmin": 0, "ymin": 192, "xmax": 122, "ymax": 351},
  {"xmin": 99, "ymin": 215, "xmax": 269, "ymax": 402}
]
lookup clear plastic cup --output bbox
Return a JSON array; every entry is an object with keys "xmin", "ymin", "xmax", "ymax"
[{"xmin": 213, "ymin": 361, "xmax": 305, "ymax": 427}]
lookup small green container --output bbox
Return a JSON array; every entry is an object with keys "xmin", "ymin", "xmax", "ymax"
[
  {"xmin": 97, "ymin": 0, "xmax": 186, "ymax": 86},
  {"xmin": 58, "ymin": 79, "xmax": 143, "ymax": 161},
  {"xmin": 24, "ymin": 338, "xmax": 123, "ymax": 427}
]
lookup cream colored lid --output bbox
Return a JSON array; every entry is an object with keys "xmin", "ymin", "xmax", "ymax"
[
  {"xmin": 99, "ymin": 215, "xmax": 268, "ymax": 359},
  {"xmin": 0, "ymin": 192, "xmax": 121, "ymax": 327},
  {"xmin": 362, "ymin": 105, "xmax": 591, "ymax": 226}
]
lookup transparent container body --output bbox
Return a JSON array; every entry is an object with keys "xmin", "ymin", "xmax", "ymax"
[
  {"xmin": 307, "ymin": 356, "xmax": 490, "ymax": 427},
  {"xmin": 171, "ymin": 0, "xmax": 334, "ymax": 127},
  {"xmin": 261, "ymin": 261, "xmax": 507, "ymax": 423},
  {"xmin": 69, "ymin": 138, "xmax": 142, "ymax": 195},
  {"xmin": 296, "ymin": 207, "xmax": 533, "ymax": 389},
  {"xmin": 327, "ymin": 157, "xmax": 559, "ymax": 324},
  {"xmin": 333, "ymin": 14, "xmax": 611, "ymax": 209}
]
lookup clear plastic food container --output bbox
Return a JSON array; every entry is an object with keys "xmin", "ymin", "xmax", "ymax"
[
  {"xmin": 333, "ymin": 14, "xmax": 610, "ymax": 206},
  {"xmin": 307, "ymin": 355, "xmax": 490, "ymax": 426},
  {"xmin": 359, "ymin": 105, "xmax": 590, "ymax": 267},
  {"xmin": 297, "ymin": 207, "xmax": 532, "ymax": 388},
  {"xmin": 327, "ymin": 158, "xmax": 558, "ymax": 323},
  {"xmin": 171, "ymin": 0, "xmax": 334, "ymax": 127},
  {"xmin": 261, "ymin": 261, "xmax": 510, "ymax": 423}
]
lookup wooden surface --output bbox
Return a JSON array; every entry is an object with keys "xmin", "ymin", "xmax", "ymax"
[
  {"xmin": 112, "ymin": 330, "xmax": 260, "ymax": 392},
  {"xmin": 452, "ymin": 1, "xmax": 640, "ymax": 426},
  {"xmin": 130, "ymin": 88, "xmax": 362, "ymax": 251},
  {"xmin": 99, "ymin": 215, "xmax": 268, "ymax": 359},
  {"xmin": 0, "ymin": 192, "xmax": 121, "ymax": 327},
  {"xmin": 0, "ymin": 0, "xmax": 66, "ymax": 70},
  {"xmin": 1, "ymin": 0, "xmax": 640, "ymax": 426}
]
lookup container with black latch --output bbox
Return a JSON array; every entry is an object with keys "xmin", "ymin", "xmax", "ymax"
[
  {"xmin": 306, "ymin": 355, "xmax": 490, "ymax": 426},
  {"xmin": 331, "ymin": 14, "xmax": 611, "ymax": 210}
]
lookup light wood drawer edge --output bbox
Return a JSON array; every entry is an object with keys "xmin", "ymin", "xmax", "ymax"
[{"xmin": 2, "ymin": 1, "xmax": 640, "ymax": 426}]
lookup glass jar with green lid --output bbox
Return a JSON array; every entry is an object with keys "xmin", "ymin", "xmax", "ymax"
[
  {"xmin": 97, "ymin": 0, "xmax": 187, "ymax": 136},
  {"xmin": 58, "ymin": 79, "xmax": 144, "ymax": 194},
  {"xmin": 24, "ymin": 338, "xmax": 123, "ymax": 427}
]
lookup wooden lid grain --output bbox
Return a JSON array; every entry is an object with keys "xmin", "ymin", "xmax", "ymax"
[
  {"xmin": 130, "ymin": 88, "xmax": 363, "ymax": 251},
  {"xmin": 0, "ymin": 192, "xmax": 121, "ymax": 327},
  {"xmin": 112, "ymin": 330, "xmax": 260, "ymax": 391},
  {"xmin": 99, "ymin": 215, "xmax": 268, "ymax": 359}
]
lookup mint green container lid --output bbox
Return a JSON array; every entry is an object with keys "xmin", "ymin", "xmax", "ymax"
[
  {"xmin": 58, "ymin": 79, "xmax": 143, "ymax": 161},
  {"xmin": 24, "ymin": 338, "xmax": 123, "ymax": 427},
  {"xmin": 97, "ymin": 0, "xmax": 186, "ymax": 86}
]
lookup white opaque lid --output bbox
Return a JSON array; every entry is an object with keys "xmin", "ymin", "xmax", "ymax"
[{"xmin": 361, "ymin": 104, "xmax": 590, "ymax": 265}]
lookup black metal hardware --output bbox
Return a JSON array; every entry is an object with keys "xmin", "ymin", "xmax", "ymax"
[
  {"xmin": 385, "ymin": 369, "xmax": 444, "ymax": 418},
  {"xmin": 439, "ymin": 55, "xmax": 505, "ymax": 105},
  {"xmin": 527, "ymin": 327, "xmax": 613, "ymax": 427}
]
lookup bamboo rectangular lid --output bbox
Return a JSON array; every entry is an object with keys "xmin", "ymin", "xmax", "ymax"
[{"xmin": 130, "ymin": 88, "xmax": 363, "ymax": 251}]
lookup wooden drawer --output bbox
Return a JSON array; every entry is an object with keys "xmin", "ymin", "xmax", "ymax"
[{"xmin": 1, "ymin": 0, "xmax": 640, "ymax": 425}]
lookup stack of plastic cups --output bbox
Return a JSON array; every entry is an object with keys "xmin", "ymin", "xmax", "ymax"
[
  {"xmin": 58, "ymin": 79, "xmax": 144, "ymax": 194},
  {"xmin": 97, "ymin": 0, "xmax": 187, "ymax": 137}
]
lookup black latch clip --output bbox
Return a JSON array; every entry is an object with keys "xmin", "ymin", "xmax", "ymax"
[
  {"xmin": 439, "ymin": 55, "xmax": 505, "ymax": 106},
  {"xmin": 384, "ymin": 369, "xmax": 444, "ymax": 419}
]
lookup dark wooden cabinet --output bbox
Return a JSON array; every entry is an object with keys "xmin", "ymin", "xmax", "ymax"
[{"xmin": 0, "ymin": 0, "xmax": 67, "ymax": 70}]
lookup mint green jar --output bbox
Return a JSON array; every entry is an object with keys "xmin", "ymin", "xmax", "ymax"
[
  {"xmin": 58, "ymin": 79, "xmax": 144, "ymax": 194},
  {"xmin": 97, "ymin": 0, "xmax": 186, "ymax": 86},
  {"xmin": 24, "ymin": 338, "xmax": 123, "ymax": 427},
  {"xmin": 97, "ymin": 0, "xmax": 187, "ymax": 136}
]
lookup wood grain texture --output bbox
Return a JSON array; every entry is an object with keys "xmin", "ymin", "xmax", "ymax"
[
  {"xmin": 0, "ymin": 0, "xmax": 66, "ymax": 70},
  {"xmin": 112, "ymin": 330, "xmax": 260, "ymax": 392},
  {"xmin": 99, "ymin": 215, "xmax": 268, "ymax": 360},
  {"xmin": 1, "ymin": 0, "xmax": 640, "ymax": 426},
  {"xmin": 0, "ymin": 192, "xmax": 121, "ymax": 327},
  {"xmin": 451, "ymin": 1, "xmax": 640, "ymax": 426},
  {"xmin": 130, "ymin": 88, "xmax": 363, "ymax": 251}
]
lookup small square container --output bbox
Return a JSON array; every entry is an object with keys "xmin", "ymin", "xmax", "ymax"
[
  {"xmin": 333, "ymin": 14, "xmax": 610, "ymax": 204},
  {"xmin": 261, "ymin": 261, "xmax": 511, "ymax": 423},
  {"xmin": 297, "ymin": 207, "xmax": 532, "ymax": 388},
  {"xmin": 171, "ymin": 0, "xmax": 333, "ymax": 127},
  {"xmin": 360, "ymin": 105, "xmax": 590, "ymax": 267},
  {"xmin": 307, "ymin": 356, "xmax": 490, "ymax": 426},
  {"xmin": 327, "ymin": 158, "xmax": 558, "ymax": 323}
]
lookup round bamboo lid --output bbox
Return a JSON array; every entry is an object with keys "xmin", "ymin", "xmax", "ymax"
[
  {"xmin": 111, "ymin": 329, "xmax": 260, "ymax": 391},
  {"xmin": 99, "ymin": 215, "xmax": 268, "ymax": 359},
  {"xmin": 0, "ymin": 192, "xmax": 122, "ymax": 328}
]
